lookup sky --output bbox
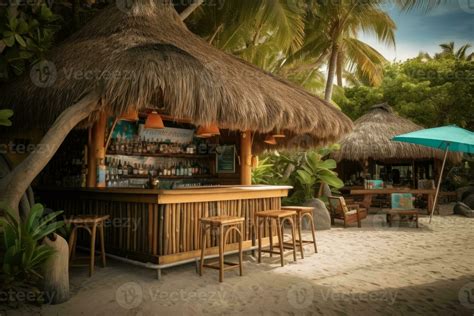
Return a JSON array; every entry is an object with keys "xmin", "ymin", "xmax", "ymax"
[{"xmin": 359, "ymin": 0, "xmax": 474, "ymax": 61}]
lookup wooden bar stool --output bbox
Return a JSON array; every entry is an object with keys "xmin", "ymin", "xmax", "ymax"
[
  {"xmin": 256, "ymin": 210, "xmax": 297, "ymax": 267},
  {"xmin": 199, "ymin": 216, "xmax": 245, "ymax": 282},
  {"xmin": 65, "ymin": 215, "xmax": 109, "ymax": 277},
  {"xmin": 282, "ymin": 206, "xmax": 318, "ymax": 258}
]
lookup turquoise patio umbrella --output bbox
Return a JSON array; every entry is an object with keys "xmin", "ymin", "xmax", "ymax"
[{"xmin": 393, "ymin": 125, "xmax": 474, "ymax": 222}]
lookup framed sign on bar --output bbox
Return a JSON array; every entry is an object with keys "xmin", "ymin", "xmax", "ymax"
[{"xmin": 216, "ymin": 145, "xmax": 236, "ymax": 173}]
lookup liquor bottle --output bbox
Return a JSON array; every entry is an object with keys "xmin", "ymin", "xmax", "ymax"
[
  {"xmin": 117, "ymin": 160, "xmax": 123, "ymax": 176},
  {"xmin": 133, "ymin": 163, "xmax": 139, "ymax": 175},
  {"xmin": 127, "ymin": 162, "xmax": 133, "ymax": 176},
  {"xmin": 138, "ymin": 164, "xmax": 144, "ymax": 175},
  {"xmin": 123, "ymin": 161, "xmax": 129, "ymax": 176}
]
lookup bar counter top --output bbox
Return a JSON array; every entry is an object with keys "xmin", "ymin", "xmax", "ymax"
[{"xmin": 37, "ymin": 185, "xmax": 293, "ymax": 204}]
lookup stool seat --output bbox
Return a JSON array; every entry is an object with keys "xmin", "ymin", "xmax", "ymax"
[
  {"xmin": 281, "ymin": 206, "xmax": 313, "ymax": 214},
  {"xmin": 256, "ymin": 210, "xmax": 297, "ymax": 218},
  {"xmin": 200, "ymin": 216, "xmax": 245, "ymax": 225},
  {"xmin": 65, "ymin": 215, "xmax": 110, "ymax": 224}
]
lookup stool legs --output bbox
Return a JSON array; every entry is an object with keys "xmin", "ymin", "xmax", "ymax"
[
  {"xmin": 297, "ymin": 214, "xmax": 304, "ymax": 259},
  {"xmin": 239, "ymin": 223, "xmax": 243, "ymax": 277},
  {"xmin": 276, "ymin": 218, "xmax": 285, "ymax": 267},
  {"xmin": 68, "ymin": 227, "xmax": 78, "ymax": 262},
  {"xmin": 290, "ymin": 216, "xmax": 297, "ymax": 262},
  {"xmin": 269, "ymin": 219, "xmax": 273, "ymax": 258},
  {"xmin": 99, "ymin": 223, "xmax": 106, "ymax": 267},
  {"xmin": 308, "ymin": 214, "xmax": 318, "ymax": 253},
  {"xmin": 257, "ymin": 218, "xmax": 262, "ymax": 264},
  {"xmin": 90, "ymin": 223, "xmax": 97, "ymax": 277},
  {"xmin": 219, "ymin": 225, "xmax": 224, "ymax": 282},
  {"xmin": 199, "ymin": 223, "xmax": 207, "ymax": 276}
]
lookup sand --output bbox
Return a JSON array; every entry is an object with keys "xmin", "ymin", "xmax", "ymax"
[{"xmin": 4, "ymin": 209, "xmax": 474, "ymax": 316}]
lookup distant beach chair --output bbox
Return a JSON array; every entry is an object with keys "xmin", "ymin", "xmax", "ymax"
[
  {"xmin": 328, "ymin": 196, "xmax": 367, "ymax": 228},
  {"xmin": 386, "ymin": 193, "xmax": 419, "ymax": 228}
]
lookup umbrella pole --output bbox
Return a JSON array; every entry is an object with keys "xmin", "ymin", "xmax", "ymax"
[{"xmin": 430, "ymin": 146, "xmax": 450, "ymax": 223}]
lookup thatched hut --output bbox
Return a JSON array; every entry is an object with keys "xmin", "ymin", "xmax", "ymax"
[
  {"xmin": 0, "ymin": 0, "xmax": 351, "ymax": 143},
  {"xmin": 333, "ymin": 103, "xmax": 459, "ymax": 187},
  {"xmin": 0, "ymin": 0, "xmax": 352, "ymax": 214}
]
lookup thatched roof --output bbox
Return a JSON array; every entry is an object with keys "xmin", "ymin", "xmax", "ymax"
[
  {"xmin": 333, "ymin": 103, "xmax": 460, "ymax": 162},
  {"xmin": 0, "ymin": 0, "xmax": 352, "ymax": 147}
]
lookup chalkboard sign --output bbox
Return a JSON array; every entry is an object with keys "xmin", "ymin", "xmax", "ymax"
[{"xmin": 216, "ymin": 145, "xmax": 236, "ymax": 173}]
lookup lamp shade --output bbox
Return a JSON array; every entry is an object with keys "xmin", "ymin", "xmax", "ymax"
[
  {"xmin": 264, "ymin": 135, "xmax": 277, "ymax": 145},
  {"xmin": 196, "ymin": 124, "xmax": 220, "ymax": 138},
  {"xmin": 272, "ymin": 130, "xmax": 286, "ymax": 138},
  {"xmin": 145, "ymin": 111, "xmax": 165, "ymax": 129},
  {"xmin": 119, "ymin": 110, "xmax": 139, "ymax": 122}
]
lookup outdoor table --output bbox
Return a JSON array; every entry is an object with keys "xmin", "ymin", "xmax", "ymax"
[{"xmin": 350, "ymin": 188, "xmax": 436, "ymax": 214}]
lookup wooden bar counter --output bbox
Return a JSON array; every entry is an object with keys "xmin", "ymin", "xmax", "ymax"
[{"xmin": 36, "ymin": 185, "xmax": 291, "ymax": 268}]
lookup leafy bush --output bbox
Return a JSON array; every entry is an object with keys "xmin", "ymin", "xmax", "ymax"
[
  {"xmin": 252, "ymin": 145, "xmax": 344, "ymax": 205},
  {"xmin": 0, "ymin": 203, "xmax": 64, "ymax": 304}
]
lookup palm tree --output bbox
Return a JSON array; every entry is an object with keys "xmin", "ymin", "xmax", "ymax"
[{"xmin": 437, "ymin": 42, "xmax": 473, "ymax": 60}]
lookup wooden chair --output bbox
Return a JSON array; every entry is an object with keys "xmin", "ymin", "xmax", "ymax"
[
  {"xmin": 328, "ymin": 196, "xmax": 367, "ymax": 228},
  {"xmin": 65, "ymin": 215, "xmax": 109, "ymax": 277},
  {"xmin": 281, "ymin": 206, "xmax": 317, "ymax": 259},
  {"xmin": 199, "ymin": 216, "xmax": 245, "ymax": 282},
  {"xmin": 256, "ymin": 210, "xmax": 297, "ymax": 267}
]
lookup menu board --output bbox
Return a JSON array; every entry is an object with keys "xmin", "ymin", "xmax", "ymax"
[{"xmin": 216, "ymin": 145, "xmax": 235, "ymax": 173}]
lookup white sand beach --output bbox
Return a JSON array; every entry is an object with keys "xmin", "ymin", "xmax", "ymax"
[{"xmin": 6, "ymin": 210, "xmax": 474, "ymax": 316}]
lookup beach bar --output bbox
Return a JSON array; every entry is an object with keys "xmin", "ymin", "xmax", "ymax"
[{"xmin": 0, "ymin": 1, "xmax": 352, "ymax": 277}]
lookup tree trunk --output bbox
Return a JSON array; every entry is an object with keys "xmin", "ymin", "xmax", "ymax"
[
  {"xmin": 0, "ymin": 92, "xmax": 100, "ymax": 220},
  {"xmin": 324, "ymin": 42, "xmax": 339, "ymax": 101},
  {"xmin": 42, "ymin": 234, "xmax": 70, "ymax": 305},
  {"xmin": 180, "ymin": 0, "xmax": 203, "ymax": 21},
  {"xmin": 336, "ymin": 50, "xmax": 344, "ymax": 87}
]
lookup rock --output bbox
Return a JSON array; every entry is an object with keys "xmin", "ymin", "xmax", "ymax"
[
  {"xmin": 456, "ymin": 186, "xmax": 474, "ymax": 201},
  {"xmin": 453, "ymin": 202, "xmax": 474, "ymax": 218},
  {"xmin": 42, "ymin": 234, "xmax": 69, "ymax": 305},
  {"xmin": 303, "ymin": 198, "xmax": 331, "ymax": 230},
  {"xmin": 462, "ymin": 194, "xmax": 474, "ymax": 210}
]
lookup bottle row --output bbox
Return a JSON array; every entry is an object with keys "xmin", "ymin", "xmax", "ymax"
[
  {"xmin": 105, "ymin": 157, "xmax": 211, "ymax": 179},
  {"xmin": 109, "ymin": 136, "xmax": 212, "ymax": 155}
]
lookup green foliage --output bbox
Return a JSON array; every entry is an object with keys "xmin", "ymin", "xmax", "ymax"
[
  {"xmin": 0, "ymin": 4, "xmax": 60, "ymax": 80},
  {"xmin": 0, "ymin": 108, "xmax": 13, "ymax": 126},
  {"xmin": 252, "ymin": 145, "xmax": 343, "ymax": 204},
  {"xmin": 0, "ymin": 203, "xmax": 64, "ymax": 291},
  {"xmin": 338, "ymin": 51, "xmax": 474, "ymax": 129}
]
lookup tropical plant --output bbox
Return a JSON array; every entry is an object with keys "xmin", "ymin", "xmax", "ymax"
[
  {"xmin": 0, "ymin": 203, "xmax": 64, "ymax": 294},
  {"xmin": 295, "ymin": 151, "xmax": 344, "ymax": 201},
  {"xmin": 0, "ymin": 4, "xmax": 60, "ymax": 80},
  {"xmin": 252, "ymin": 146, "xmax": 344, "ymax": 205},
  {"xmin": 0, "ymin": 108, "xmax": 13, "ymax": 126}
]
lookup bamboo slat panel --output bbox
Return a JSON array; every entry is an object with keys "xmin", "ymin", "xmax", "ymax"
[{"xmin": 39, "ymin": 192, "xmax": 281, "ymax": 263}]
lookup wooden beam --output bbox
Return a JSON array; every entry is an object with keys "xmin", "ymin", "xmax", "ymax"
[
  {"xmin": 86, "ymin": 112, "xmax": 107, "ymax": 188},
  {"xmin": 240, "ymin": 131, "xmax": 252, "ymax": 185}
]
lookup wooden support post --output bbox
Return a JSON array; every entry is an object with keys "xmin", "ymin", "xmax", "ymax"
[
  {"xmin": 86, "ymin": 112, "xmax": 107, "ymax": 188},
  {"xmin": 240, "ymin": 131, "xmax": 252, "ymax": 185}
]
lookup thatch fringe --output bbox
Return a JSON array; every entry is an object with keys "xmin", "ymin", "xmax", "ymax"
[
  {"xmin": 0, "ymin": 0, "xmax": 352, "ymax": 148},
  {"xmin": 333, "ymin": 103, "xmax": 461, "ymax": 162}
]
